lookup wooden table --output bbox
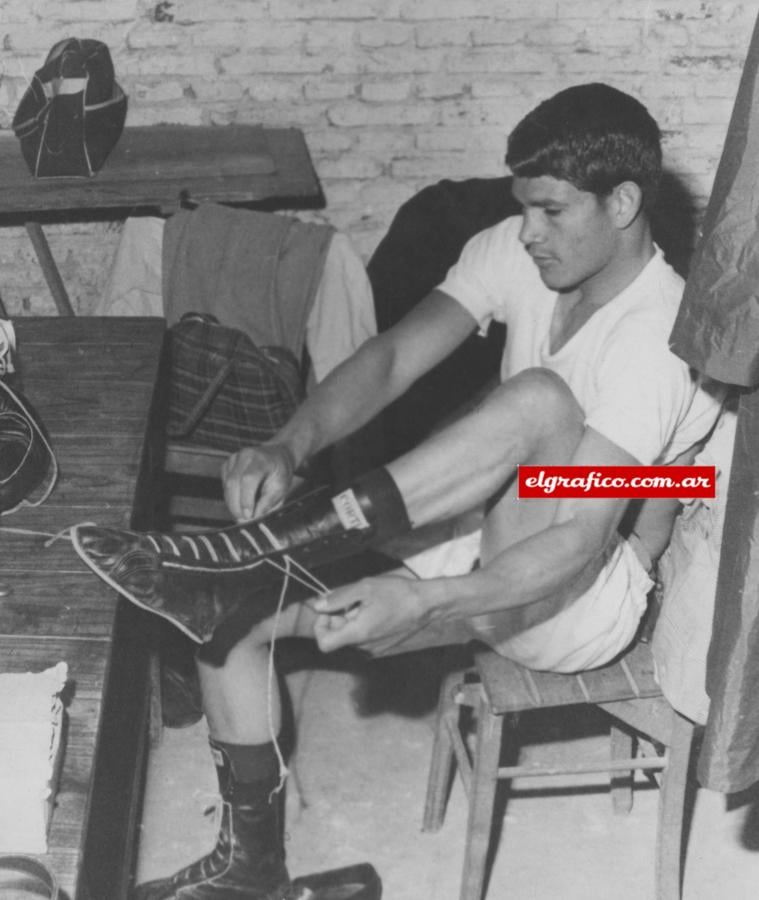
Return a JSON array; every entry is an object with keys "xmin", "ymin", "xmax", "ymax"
[
  {"xmin": 0, "ymin": 317, "xmax": 166, "ymax": 900},
  {"xmin": 0, "ymin": 125, "xmax": 324, "ymax": 316}
]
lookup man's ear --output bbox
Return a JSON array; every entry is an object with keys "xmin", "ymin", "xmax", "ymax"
[{"xmin": 610, "ymin": 181, "xmax": 644, "ymax": 229}]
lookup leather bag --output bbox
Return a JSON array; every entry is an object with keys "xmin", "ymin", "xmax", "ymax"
[
  {"xmin": 166, "ymin": 313, "xmax": 304, "ymax": 453},
  {"xmin": 12, "ymin": 37, "xmax": 127, "ymax": 178}
]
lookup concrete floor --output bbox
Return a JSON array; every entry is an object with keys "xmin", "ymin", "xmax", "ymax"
[{"xmin": 136, "ymin": 646, "xmax": 759, "ymax": 900}]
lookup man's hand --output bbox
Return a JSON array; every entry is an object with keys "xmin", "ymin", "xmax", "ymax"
[
  {"xmin": 221, "ymin": 443, "xmax": 295, "ymax": 521},
  {"xmin": 312, "ymin": 574, "xmax": 427, "ymax": 655}
]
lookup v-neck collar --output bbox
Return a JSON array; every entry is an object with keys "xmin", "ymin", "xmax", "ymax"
[{"xmin": 541, "ymin": 245, "xmax": 662, "ymax": 359}]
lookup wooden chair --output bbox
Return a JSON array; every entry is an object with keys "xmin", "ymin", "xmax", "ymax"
[{"xmin": 423, "ymin": 634, "xmax": 698, "ymax": 900}]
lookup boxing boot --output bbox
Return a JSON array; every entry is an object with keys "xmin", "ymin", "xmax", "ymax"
[
  {"xmin": 71, "ymin": 467, "xmax": 410, "ymax": 643},
  {"xmin": 133, "ymin": 740, "xmax": 381, "ymax": 900}
]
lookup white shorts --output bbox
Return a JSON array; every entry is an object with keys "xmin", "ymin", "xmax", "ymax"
[{"xmin": 402, "ymin": 529, "xmax": 652, "ymax": 673}]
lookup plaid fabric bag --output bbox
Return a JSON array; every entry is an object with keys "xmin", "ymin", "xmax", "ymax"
[{"xmin": 166, "ymin": 313, "xmax": 303, "ymax": 453}]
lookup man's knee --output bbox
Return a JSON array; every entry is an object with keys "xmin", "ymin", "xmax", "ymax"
[{"xmin": 496, "ymin": 367, "xmax": 584, "ymax": 437}]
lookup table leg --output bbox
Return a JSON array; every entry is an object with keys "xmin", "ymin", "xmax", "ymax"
[{"xmin": 25, "ymin": 221, "xmax": 75, "ymax": 316}]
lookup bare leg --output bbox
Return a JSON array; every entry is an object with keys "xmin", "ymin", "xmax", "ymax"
[
  {"xmin": 388, "ymin": 367, "xmax": 585, "ymax": 533},
  {"xmin": 198, "ymin": 602, "xmax": 318, "ymax": 743}
]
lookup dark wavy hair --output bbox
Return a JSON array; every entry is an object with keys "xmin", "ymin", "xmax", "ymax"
[{"xmin": 505, "ymin": 83, "xmax": 662, "ymax": 210}]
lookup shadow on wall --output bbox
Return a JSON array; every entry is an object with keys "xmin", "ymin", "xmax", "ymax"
[{"xmin": 651, "ymin": 169, "xmax": 701, "ymax": 279}]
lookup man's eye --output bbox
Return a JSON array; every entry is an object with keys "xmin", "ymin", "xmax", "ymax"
[{"xmin": 545, "ymin": 208, "xmax": 561, "ymax": 217}]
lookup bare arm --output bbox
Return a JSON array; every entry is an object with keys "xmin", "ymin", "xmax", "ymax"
[
  {"xmin": 314, "ymin": 427, "xmax": 641, "ymax": 651},
  {"xmin": 223, "ymin": 290, "xmax": 477, "ymax": 519}
]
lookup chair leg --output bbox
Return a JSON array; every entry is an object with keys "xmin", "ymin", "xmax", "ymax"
[
  {"xmin": 423, "ymin": 671, "xmax": 466, "ymax": 833},
  {"xmin": 610, "ymin": 724, "xmax": 634, "ymax": 815},
  {"xmin": 460, "ymin": 697, "xmax": 505, "ymax": 900},
  {"xmin": 655, "ymin": 711, "xmax": 696, "ymax": 900}
]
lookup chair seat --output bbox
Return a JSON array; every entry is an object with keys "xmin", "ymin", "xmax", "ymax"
[{"xmin": 475, "ymin": 638, "xmax": 662, "ymax": 715}]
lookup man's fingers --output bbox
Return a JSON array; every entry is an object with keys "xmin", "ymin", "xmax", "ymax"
[{"xmin": 313, "ymin": 589, "xmax": 362, "ymax": 616}]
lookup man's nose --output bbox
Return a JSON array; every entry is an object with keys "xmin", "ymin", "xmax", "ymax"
[{"xmin": 518, "ymin": 212, "xmax": 543, "ymax": 246}]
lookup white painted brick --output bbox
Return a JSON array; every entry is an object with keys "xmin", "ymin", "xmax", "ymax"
[
  {"xmin": 303, "ymin": 79, "xmax": 358, "ymax": 102},
  {"xmin": 390, "ymin": 151, "xmax": 501, "ymax": 179},
  {"xmin": 190, "ymin": 79, "xmax": 246, "ymax": 103},
  {"xmin": 694, "ymin": 73, "xmax": 744, "ymax": 99},
  {"xmin": 119, "ymin": 53, "xmax": 217, "ymax": 77},
  {"xmin": 415, "ymin": 22, "xmax": 473, "ymax": 48},
  {"xmin": 304, "ymin": 22, "xmax": 359, "ymax": 53},
  {"xmin": 316, "ymin": 156, "xmax": 383, "ymax": 179},
  {"xmin": 680, "ymin": 96, "xmax": 739, "ymax": 126},
  {"xmin": 357, "ymin": 22, "xmax": 412, "ymax": 48},
  {"xmin": 272, "ymin": 0, "xmax": 392, "ymax": 20},
  {"xmin": 360, "ymin": 80, "xmax": 412, "ymax": 102},
  {"xmin": 236, "ymin": 101, "xmax": 327, "ymax": 128},
  {"xmin": 319, "ymin": 179, "xmax": 374, "ymax": 208},
  {"xmin": 126, "ymin": 104, "xmax": 204, "ymax": 126},
  {"xmin": 238, "ymin": 79, "xmax": 303, "ymax": 104},
  {"xmin": 333, "ymin": 46, "xmax": 447, "ymax": 75},
  {"xmin": 40, "ymin": 1, "xmax": 138, "ymax": 21},
  {"xmin": 133, "ymin": 79, "xmax": 186, "ymax": 103},
  {"xmin": 196, "ymin": 22, "xmax": 307, "ymax": 49},
  {"xmin": 327, "ymin": 100, "xmax": 435, "ymax": 127},
  {"xmin": 416, "ymin": 75, "xmax": 469, "ymax": 100},
  {"xmin": 641, "ymin": 22, "xmax": 690, "ymax": 49},
  {"xmin": 400, "ymin": 0, "xmax": 558, "ymax": 20},
  {"xmin": 572, "ymin": 21, "xmax": 645, "ymax": 50},
  {"xmin": 446, "ymin": 47, "xmax": 560, "ymax": 74},
  {"xmin": 0, "ymin": 2, "xmax": 34, "ymax": 23},
  {"xmin": 664, "ymin": 51, "xmax": 746, "ymax": 75},
  {"xmin": 222, "ymin": 52, "xmax": 326, "ymax": 76},
  {"xmin": 686, "ymin": 18, "xmax": 756, "ymax": 49},
  {"xmin": 126, "ymin": 24, "xmax": 183, "ymax": 49},
  {"xmin": 353, "ymin": 128, "xmax": 415, "ymax": 157},
  {"xmin": 174, "ymin": 1, "xmax": 269, "ymax": 23},
  {"xmin": 358, "ymin": 177, "xmax": 414, "ymax": 208},
  {"xmin": 305, "ymin": 129, "xmax": 356, "ymax": 154},
  {"xmin": 471, "ymin": 22, "xmax": 532, "ymax": 47},
  {"xmin": 416, "ymin": 127, "xmax": 506, "ymax": 156},
  {"xmin": 3, "ymin": 29, "xmax": 73, "ymax": 54}
]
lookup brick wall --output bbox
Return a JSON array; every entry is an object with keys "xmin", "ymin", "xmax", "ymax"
[{"xmin": 0, "ymin": 0, "xmax": 754, "ymax": 314}]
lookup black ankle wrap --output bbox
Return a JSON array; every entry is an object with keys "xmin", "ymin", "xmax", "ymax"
[{"xmin": 343, "ymin": 467, "xmax": 411, "ymax": 544}]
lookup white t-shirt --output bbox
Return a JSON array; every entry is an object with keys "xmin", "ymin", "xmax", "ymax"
[{"xmin": 439, "ymin": 216, "xmax": 722, "ymax": 465}]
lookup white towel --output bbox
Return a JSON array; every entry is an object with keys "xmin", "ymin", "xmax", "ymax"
[{"xmin": 0, "ymin": 661, "xmax": 67, "ymax": 853}]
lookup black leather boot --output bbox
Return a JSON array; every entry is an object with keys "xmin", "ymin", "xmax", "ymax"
[
  {"xmin": 71, "ymin": 468, "xmax": 410, "ymax": 643},
  {"xmin": 133, "ymin": 741, "xmax": 382, "ymax": 900}
]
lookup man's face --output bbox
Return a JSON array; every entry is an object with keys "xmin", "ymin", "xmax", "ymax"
[{"xmin": 512, "ymin": 175, "xmax": 618, "ymax": 293}]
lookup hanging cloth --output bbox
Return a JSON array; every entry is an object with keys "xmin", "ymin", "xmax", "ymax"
[{"xmin": 669, "ymin": 13, "xmax": 759, "ymax": 793}]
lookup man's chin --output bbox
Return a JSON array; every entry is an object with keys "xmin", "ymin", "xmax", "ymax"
[{"xmin": 538, "ymin": 269, "xmax": 580, "ymax": 293}]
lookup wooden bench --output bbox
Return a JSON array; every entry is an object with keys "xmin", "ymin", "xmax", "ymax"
[{"xmin": 0, "ymin": 316, "xmax": 166, "ymax": 900}]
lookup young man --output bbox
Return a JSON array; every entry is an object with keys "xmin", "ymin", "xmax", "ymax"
[{"xmin": 73, "ymin": 83, "xmax": 722, "ymax": 900}]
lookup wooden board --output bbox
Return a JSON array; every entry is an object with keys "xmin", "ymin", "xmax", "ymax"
[{"xmin": 0, "ymin": 126, "xmax": 322, "ymax": 217}]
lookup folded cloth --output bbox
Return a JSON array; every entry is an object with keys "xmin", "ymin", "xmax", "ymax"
[{"xmin": 0, "ymin": 662, "xmax": 67, "ymax": 853}]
